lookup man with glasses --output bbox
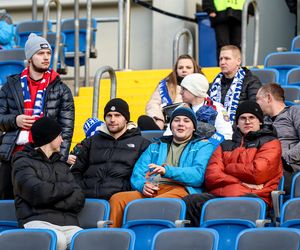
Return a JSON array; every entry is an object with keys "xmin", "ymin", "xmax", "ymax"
[{"xmin": 182, "ymin": 101, "xmax": 283, "ymax": 226}]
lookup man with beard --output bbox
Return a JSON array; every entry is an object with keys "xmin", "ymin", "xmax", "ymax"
[
  {"xmin": 0, "ymin": 33, "xmax": 74, "ymax": 199},
  {"xmin": 71, "ymin": 98, "xmax": 150, "ymax": 200}
]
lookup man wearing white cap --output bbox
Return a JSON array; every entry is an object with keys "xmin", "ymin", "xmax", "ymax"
[
  {"xmin": 180, "ymin": 73, "xmax": 233, "ymax": 140},
  {"xmin": 0, "ymin": 33, "xmax": 74, "ymax": 199}
]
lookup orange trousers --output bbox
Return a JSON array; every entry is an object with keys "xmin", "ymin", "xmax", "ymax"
[{"xmin": 109, "ymin": 184, "xmax": 189, "ymax": 228}]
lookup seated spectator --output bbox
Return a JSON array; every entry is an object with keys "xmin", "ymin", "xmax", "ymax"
[
  {"xmin": 138, "ymin": 54, "xmax": 203, "ymax": 130},
  {"xmin": 0, "ymin": 10, "xmax": 15, "ymax": 50},
  {"xmin": 67, "ymin": 117, "xmax": 104, "ymax": 165},
  {"xmin": 180, "ymin": 73, "xmax": 233, "ymax": 140},
  {"xmin": 209, "ymin": 45, "xmax": 261, "ymax": 123},
  {"xmin": 71, "ymin": 98, "xmax": 150, "ymax": 200},
  {"xmin": 12, "ymin": 117, "xmax": 85, "ymax": 250},
  {"xmin": 183, "ymin": 101, "xmax": 283, "ymax": 226},
  {"xmin": 109, "ymin": 107, "xmax": 215, "ymax": 227},
  {"xmin": 256, "ymin": 83, "xmax": 300, "ymax": 193}
]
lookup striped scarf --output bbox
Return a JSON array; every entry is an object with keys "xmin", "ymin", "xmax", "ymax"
[
  {"xmin": 210, "ymin": 68, "xmax": 245, "ymax": 123},
  {"xmin": 159, "ymin": 79, "xmax": 173, "ymax": 107}
]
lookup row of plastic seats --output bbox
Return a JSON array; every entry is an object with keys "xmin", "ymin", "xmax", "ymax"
[{"xmin": 1, "ymin": 226, "xmax": 299, "ymax": 250}]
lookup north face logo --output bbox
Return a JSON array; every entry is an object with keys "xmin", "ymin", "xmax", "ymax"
[{"xmin": 127, "ymin": 144, "xmax": 135, "ymax": 148}]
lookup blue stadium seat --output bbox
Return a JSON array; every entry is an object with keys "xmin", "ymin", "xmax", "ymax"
[
  {"xmin": 141, "ymin": 130, "xmax": 164, "ymax": 141},
  {"xmin": 290, "ymin": 172, "xmax": 300, "ymax": 198},
  {"xmin": 286, "ymin": 67, "xmax": 300, "ymax": 87},
  {"xmin": 250, "ymin": 68, "xmax": 279, "ymax": 85},
  {"xmin": 0, "ymin": 61, "xmax": 24, "ymax": 86},
  {"xmin": 0, "ymin": 200, "xmax": 18, "ymax": 232},
  {"xmin": 282, "ymin": 86, "xmax": 300, "ymax": 104},
  {"xmin": 200, "ymin": 197, "xmax": 267, "ymax": 250},
  {"xmin": 291, "ymin": 35, "xmax": 300, "ymax": 52},
  {"xmin": 280, "ymin": 198, "xmax": 300, "ymax": 229},
  {"xmin": 151, "ymin": 228, "xmax": 219, "ymax": 250},
  {"xmin": 70, "ymin": 228, "xmax": 135, "ymax": 250}
]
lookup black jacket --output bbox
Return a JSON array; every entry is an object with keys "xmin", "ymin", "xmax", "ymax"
[
  {"xmin": 0, "ymin": 73, "xmax": 74, "ymax": 161},
  {"xmin": 12, "ymin": 143, "xmax": 85, "ymax": 227},
  {"xmin": 71, "ymin": 123, "xmax": 150, "ymax": 200}
]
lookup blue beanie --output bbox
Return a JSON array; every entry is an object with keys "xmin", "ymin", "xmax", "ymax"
[
  {"xmin": 83, "ymin": 118, "xmax": 103, "ymax": 138},
  {"xmin": 169, "ymin": 107, "xmax": 197, "ymax": 129}
]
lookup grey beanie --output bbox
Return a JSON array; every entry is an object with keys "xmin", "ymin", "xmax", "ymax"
[{"xmin": 25, "ymin": 33, "xmax": 52, "ymax": 60}]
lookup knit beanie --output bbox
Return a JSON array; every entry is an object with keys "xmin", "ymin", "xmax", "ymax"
[
  {"xmin": 83, "ymin": 117, "xmax": 103, "ymax": 138},
  {"xmin": 235, "ymin": 101, "xmax": 264, "ymax": 124},
  {"xmin": 181, "ymin": 73, "xmax": 209, "ymax": 98},
  {"xmin": 31, "ymin": 117, "xmax": 62, "ymax": 147},
  {"xmin": 169, "ymin": 107, "xmax": 197, "ymax": 129},
  {"xmin": 25, "ymin": 33, "xmax": 52, "ymax": 60},
  {"xmin": 104, "ymin": 98, "xmax": 130, "ymax": 122}
]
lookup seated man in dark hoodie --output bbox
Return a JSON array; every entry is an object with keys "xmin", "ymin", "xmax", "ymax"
[
  {"xmin": 12, "ymin": 117, "xmax": 85, "ymax": 250},
  {"xmin": 71, "ymin": 98, "xmax": 150, "ymax": 200}
]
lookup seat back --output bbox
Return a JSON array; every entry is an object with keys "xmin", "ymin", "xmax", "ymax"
[
  {"xmin": 0, "ymin": 61, "xmax": 24, "ymax": 86},
  {"xmin": 250, "ymin": 68, "xmax": 279, "ymax": 85},
  {"xmin": 291, "ymin": 36, "xmax": 300, "ymax": 51},
  {"xmin": 15, "ymin": 21, "xmax": 52, "ymax": 47},
  {"xmin": 141, "ymin": 130, "xmax": 164, "ymax": 141},
  {"xmin": 0, "ymin": 229, "xmax": 57, "ymax": 250},
  {"xmin": 282, "ymin": 86, "xmax": 300, "ymax": 103},
  {"xmin": 77, "ymin": 198, "xmax": 110, "ymax": 229},
  {"xmin": 200, "ymin": 197, "xmax": 266, "ymax": 250},
  {"xmin": 0, "ymin": 200, "xmax": 18, "ymax": 232},
  {"xmin": 290, "ymin": 172, "xmax": 300, "ymax": 198},
  {"xmin": 264, "ymin": 52, "xmax": 300, "ymax": 85},
  {"xmin": 286, "ymin": 67, "xmax": 300, "ymax": 87},
  {"xmin": 151, "ymin": 228, "xmax": 219, "ymax": 250},
  {"xmin": 0, "ymin": 48, "xmax": 26, "ymax": 62},
  {"xmin": 70, "ymin": 228, "xmax": 135, "ymax": 250},
  {"xmin": 280, "ymin": 198, "xmax": 300, "ymax": 228},
  {"xmin": 235, "ymin": 228, "xmax": 300, "ymax": 250}
]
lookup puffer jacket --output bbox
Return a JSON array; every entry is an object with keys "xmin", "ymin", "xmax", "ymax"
[
  {"xmin": 131, "ymin": 135, "xmax": 215, "ymax": 194},
  {"xmin": 205, "ymin": 125, "xmax": 283, "ymax": 206},
  {"xmin": 0, "ymin": 73, "xmax": 74, "ymax": 161},
  {"xmin": 12, "ymin": 143, "xmax": 85, "ymax": 227},
  {"xmin": 71, "ymin": 123, "xmax": 150, "ymax": 200}
]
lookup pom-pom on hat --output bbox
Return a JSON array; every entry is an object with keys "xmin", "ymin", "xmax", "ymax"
[
  {"xmin": 25, "ymin": 33, "xmax": 52, "ymax": 60},
  {"xmin": 83, "ymin": 117, "xmax": 103, "ymax": 138},
  {"xmin": 31, "ymin": 117, "xmax": 62, "ymax": 147}
]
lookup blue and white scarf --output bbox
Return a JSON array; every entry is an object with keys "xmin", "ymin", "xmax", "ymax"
[
  {"xmin": 210, "ymin": 68, "xmax": 245, "ymax": 123},
  {"xmin": 159, "ymin": 79, "xmax": 173, "ymax": 107}
]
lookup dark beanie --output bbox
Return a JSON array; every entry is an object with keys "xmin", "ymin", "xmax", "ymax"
[
  {"xmin": 31, "ymin": 117, "xmax": 62, "ymax": 147},
  {"xmin": 169, "ymin": 107, "xmax": 197, "ymax": 129},
  {"xmin": 235, "ymin": 101, "xmax": 264, "ymax": 124},
  {"xmin": 104, "ymin": 98, "xmax": 130, "ymax": 121}
]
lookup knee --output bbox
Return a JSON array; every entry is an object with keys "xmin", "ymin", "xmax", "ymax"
[{"xmin": 109, "ymin": 192, "xmax": 126, "ymax": 205}]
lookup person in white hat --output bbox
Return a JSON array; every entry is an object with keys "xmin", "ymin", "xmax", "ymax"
[{"xmin": 180, "ymin": 73, "xmax": 233, "ymax": 140}]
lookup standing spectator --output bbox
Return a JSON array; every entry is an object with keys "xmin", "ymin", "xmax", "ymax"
[
  {"xmin": 183, "ymin": 101, "xmax": 283, "ymax": 226},
  {"xmin": 109, "ymin": 107, "xmax": 215, "ymax": 227},
  {"xmin": 0, "ymin": 33, "xmax": 74, "ymax": 199},
  {"xmin": 256, "ymin": 83, "xmax": 300, "ymax": 192},
  {"xmin": 138, "ymin": 54, "xmax": 203, "ymax": 130},
  {"xmin": 12, "ymin": 117, "xmax": 84, "ymax": 250},
  {"xmin": 209, "ymin": 45, "xmax": 261, "ymax": 123},
  {"xmin": 71, "ymin": 98, "xmax": 150, "ymax": 200}
]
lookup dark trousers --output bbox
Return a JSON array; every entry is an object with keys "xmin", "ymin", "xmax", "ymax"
[
  {"xmin": 214, "ymin": 18, "xmax": 241, "ymax": 58},
  {"xmin": 183, "ymin": 193, "xmax": 262, "ymax": 227},
  {"xmin": 0, "ymin": 160, "xmax": 14, "ymax": 199}
]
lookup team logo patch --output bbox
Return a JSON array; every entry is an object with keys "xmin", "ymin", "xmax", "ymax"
[
  {"xmin": 40, "ymin": 43, "xmax": 50, "ymax": 49},
  {"xmin": 222, "ymin": 110, "xmax": 230, "ymax": 122},
  {"xmin": 110, "ymin": 106, "xmax": 116, "ymax": 111},
  {"xmin": 127, "ymin": 144, "xmax": 135, "ymax": 148}
]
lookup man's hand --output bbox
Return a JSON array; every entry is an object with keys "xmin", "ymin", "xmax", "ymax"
[
  {"xmin": 142, "ymin": 182, "xmax": 159, "ymax": 197},
  {"xmin": 242, "ymin": 182, "xmax": 264, "ymax": 190},
  {"xmin": 209, "ymin": 12, "xmax": 216, "ymax": 18},
  {"xmin": 67, "ymin": 154, "xmax": 77, "ymax": 166},
  {"xmin": 148, "ymin": 163, "xmax": 166, "ymax": 175},
  {"xmin": 16, "ymin": 115, "xmax": 35, "ymax": 129}
]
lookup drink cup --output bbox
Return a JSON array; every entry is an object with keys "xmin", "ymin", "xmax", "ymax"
[
  {"xmin": 146, "ymin": 174, "xmax": 160, "ymax": 195},
  {"xmin": 24, "ymin": 108, "xmax": 34, "ymax": 116}
]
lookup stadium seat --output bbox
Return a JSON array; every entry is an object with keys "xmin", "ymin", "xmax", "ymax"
[
  {"xmin": 61, "ymin": 18, "xmax": 97, "ymax": 66},
  {"xmin": 280, "ymin": 198, "xmax": 300, "ymax": 229},
  {"xmin": 282, "ymin": 86, "xmax": 300, "ymax": 104},
  {"xmin": 151, "ymin": 228, "xmax": 219, "ymax": 250},
  {"xmin": 0, "ymin": 61, "xmax": 24, "ymax": 86},
  {"xmin": 286, "ymin": 67, "xmax": 300, "ymax": 87},
  {"xmin": 264, "ymin": 52, "xmax": 300, "ymax": 85},
  {"xmin": 78, "ymin": 198, "xmax": 111, "ymax": 229},
  {"xmin": 200, "ymin": 197, "xmax": 267, "ymax": 250},
  {"xmin": 15, "ymin": 20, "xmax": 52, "ymax": 47},
  {"xmin": 250, "ymin": 68, "xmax": 279, "ymax": 85},
  {"xmin": 122, "ymin": 198, "xmax": 187, "ymax": 250},
  {"xmin": 70, "ymin": 228, "xmax": 135, "ymax": 250},
  {"xmin": 235, "ymin": 228, "xmax": 300, "ymax": 250},
  {"xmin": 290, "ymin": 172, "xmax": 300, "ymax": 198},
  {"xmin": 0, "ymin": 200, "xmax": 18, "ymax": 232},
  {"xmin": 291, "ymin": 35, "xmax": 300, "ymax": 52},
  {"xmin": 0, "ymin": 229, "xmax": 57, "ymax": 250},
  {"xmin": 141, "ymin": 130, "xmax": 164, "ymax": 141}
]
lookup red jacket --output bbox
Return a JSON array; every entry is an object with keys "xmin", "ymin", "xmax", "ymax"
[{"xmin": 205, "ymin": 126, "xmax": 283, "ymax": 206}]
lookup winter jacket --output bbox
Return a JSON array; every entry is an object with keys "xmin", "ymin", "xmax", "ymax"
[
  {"xmin": 146, "ymin": 83, "xmax": 182, "ymax": 122},
  {"xmin": 131, "ymin": 135, "xmax": 215, "ymax": 194},
  {"xmin": 12, "ymin": 143, "xmax": 85, "ymax": 227},
  {"xmin": 267, "ymin": 106, "xmax": 300, "ymax": 171},
  {"xmin": 71, "ymin": 123, "xmax": 150, "ymax": 200},
  {"xmin": 0, "ymin": 73, "xmax": 74, "ymax": 161},
  {"xmin": 205, "ymin": 125, "xmax": 283, "ymax": 206}
]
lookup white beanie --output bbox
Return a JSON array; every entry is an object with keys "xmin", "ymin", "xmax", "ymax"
[
  {"xmin": 25, "ymin": 33, "xmax": 52, "ymax": 60},
  {"xmin": 181, "ymin": 73, "xmax": 209, "ymax": 98}
]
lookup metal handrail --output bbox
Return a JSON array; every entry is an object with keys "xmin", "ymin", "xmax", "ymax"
[
  {"xmin": 92, "ymin": 66, "xmax": 117, "ymax": 117},
  {"xmin": 84, "ymin": 0, "xmax": 92, "ymax": 87},
  {"xmin": 32, "ymin": 0, "xmax": 38, "ymax": 20},
  {"xmin": 118, "ymin": 0, "xmax": 125, "ymax": 70},
  {"xmin": 124, "ymin": 0, "xmax": 131, "ymax": 70},
  {"xmin": 242, "ymin": 0, "xmax": 259, "ymax": 67},
  {"xmin": 43, "ymin": 0, "xmax": 62, "ymax": 71},
  {"xmin": 74, "ymin": 0, "xmax": 80, "ymax": 96},
  {"xmin": 173, "ymin": 28, "xmax": 194, "ymax": 65}
]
